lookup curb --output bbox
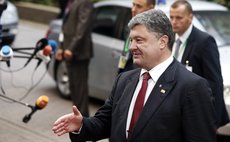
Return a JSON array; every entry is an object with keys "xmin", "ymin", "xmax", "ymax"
[{"xmin": 14, "ymin": 2, "xmax": 59, "ymax": 25}]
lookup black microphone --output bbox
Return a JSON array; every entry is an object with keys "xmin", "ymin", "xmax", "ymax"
[
  {"xmin": 24, "ymin": 38, "xmax": 48, "ymax": 67},
  {"xmin": 23, "ymin": 95, "xmax": 49, "ymax": 123},
  {"xmin": 48, "ymin": 39, "xmax": 58, "ymax": 55}
]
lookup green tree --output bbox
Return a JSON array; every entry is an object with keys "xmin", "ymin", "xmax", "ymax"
[{"xmin": 208, "ymin": 0, "xmax": 230, "ymax": 8}]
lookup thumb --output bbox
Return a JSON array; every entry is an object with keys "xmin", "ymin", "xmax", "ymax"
[{"xmin": 72, "ymin": 105, "xmax": 81, "ymax": 116}]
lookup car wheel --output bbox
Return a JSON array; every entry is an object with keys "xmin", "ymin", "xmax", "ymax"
[{"xmin": 56, "ymin": 61, "xmax": 71, "ymax": 99}]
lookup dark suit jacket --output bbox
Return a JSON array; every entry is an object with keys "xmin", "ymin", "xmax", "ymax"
[
  {"xmin": 62, "ymin": 0, "xmax": 93, "ymax": 61},
  {"xmin": 181, "ymin": 26, "xmax": 229, "ymax": 127},
  {"xmin": 70, "ymin": 59, "xmax": 217, "ymax": 142}
]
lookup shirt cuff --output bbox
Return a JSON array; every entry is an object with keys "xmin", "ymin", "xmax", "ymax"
[{"xmin": 71, "ymin": 125, "xmax": 83, "ymax": 135}]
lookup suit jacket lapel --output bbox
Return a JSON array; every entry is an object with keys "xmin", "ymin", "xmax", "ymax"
[
  {"xmin": 181, "ymin": 26, "xmax": 195, "ymax": 64},
  {"xmin": 115, "ymin": 71, "xmax": 140, "ymax": 140},
  {"xmin": 130, "ymin": 60, "xmax": 178, "ymax": 140}
]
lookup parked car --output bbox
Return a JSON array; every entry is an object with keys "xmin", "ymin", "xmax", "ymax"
[
  {"xmin": 0, "ymin": 1, "xmax": 19, "ymax": 45},
  {"xmin": 46, "ymin": 0, "xmax": 230, "ymax": 136}
]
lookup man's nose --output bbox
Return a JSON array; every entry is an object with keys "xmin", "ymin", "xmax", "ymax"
[
  {"xmin": 132, "ymin": 7, "xmax": 137, "ymax": 16},
  {"xmin": 170, "ymin": 18, "xmax": 176, "ymax": 25},
  {"xmin": 129, "ymin": 41, "xmax": 137, "ymax": 51}
]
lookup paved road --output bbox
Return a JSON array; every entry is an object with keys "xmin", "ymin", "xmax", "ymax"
[{"xmin": 0, "ymin": 20, "xmax": 108, "ymax": 142}]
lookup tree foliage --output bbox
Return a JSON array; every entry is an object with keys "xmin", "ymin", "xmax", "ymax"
[
  {"xmin": 11, "ymin": 0, "xmax": 102, "ymax": 6},
  {"xmin": 10, "ymin": 0, "xmax": 230, "ymax": 9}
]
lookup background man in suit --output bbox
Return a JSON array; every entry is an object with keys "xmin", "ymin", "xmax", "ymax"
[
  {"xmin": 118, "ymin": 0, "xmax": 155, "ymax": 73},
  {"xmin": 55, "ymin": 0, "xmax": 93, "ymax": 117},
  {"xmin": 52, "ymin": 9, "xmax": 216, "ymax": 142},
  {"xmin": 56, "ymin": 0, "xmax": 68, "ymax": 19},
  {"xmin": 169, "ymin": 0, "xmax": 229, "ymax": 128}
]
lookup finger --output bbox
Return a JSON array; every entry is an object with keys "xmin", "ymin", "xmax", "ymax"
[
  {"xmin": 53, "ymin": 117, "xmax": 65, "ymax": 126},
  {"xmin": 53, "ymin": 123, "xmax": 70, "ymax": 136},
  {"xmin": 53, "ymin": 126, "xmax": 68, "ymax": 136},
  {"xmin": 53, "ymin": 122, "xmax": 68, "ymax": 134},
  {"xmin": 52, "ymin": 122, "xmax": 63, "ymax": 131},
  {"xmin": 53, "ymin": 115, "xmax": 69, "ymax": 131},
  {"xmin": 72, "ymin": 105, "xmax": 81, "ymax": 116},
  {"xmin": 57, "ymin": 129, "xmax": 68, "ymax": 136},
  {"xmin": 53, "ymin": 126, "xmax": 65, "ymax": 134},
  {"xmin": 55, "ymin": 55, "xmax": 62, "ymax": 60},
  {"xmin": 52, "ymin": 121, "xmax": 65, "ymax": 132}
]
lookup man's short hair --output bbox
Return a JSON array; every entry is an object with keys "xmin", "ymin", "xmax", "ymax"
[
  {"xmin": 171, "ymin": 0, "xmax": 193, "ymax": 14},
  {"xmin": 128, "ymin": 9, "xmax": 175, "ymax": 50}
]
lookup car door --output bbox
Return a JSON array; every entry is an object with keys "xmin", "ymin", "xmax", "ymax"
[{"xmin": 89, "ymin": 5, "xmax": 131, "ymax": 100}]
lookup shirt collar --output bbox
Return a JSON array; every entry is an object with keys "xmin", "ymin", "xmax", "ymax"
[
  {"xmin": 176, "ymin": 24, "xmax": 193, "ymax": 43},
  {"xmin": 140, "ymin": 56, "xmax": 174, "ymax": 83}
]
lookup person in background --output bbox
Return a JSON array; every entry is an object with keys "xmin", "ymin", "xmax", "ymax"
[
  {"xmin": 55, "ymin": 0, "xmax": 93, "ymax": 117},
  {"xmin": 52, "ymin": 9, "xmax": 217, "ymax": 142},
  {"xmin": 117, "ymin": 0, "xmax": 155, "ymax": 74},
  {"xmin": 56, "ymin": 0, "xmax": 68, "ymax": 19},
  {"xmin": 169, "ymin": 0, "xmax": 229, "ymax": 129}
]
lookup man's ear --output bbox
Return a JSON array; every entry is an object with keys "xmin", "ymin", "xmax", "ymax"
[{"xmin": 159, "ymin": 35, "xmax": 169, "ymax": 49}]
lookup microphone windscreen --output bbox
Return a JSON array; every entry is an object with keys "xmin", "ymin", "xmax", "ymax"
[
  {"xmin": 48, "ymin": 40, "xmax": 58, "ymax": 54},
  {"xmin": 36, "ymin": 95, "xmax": 49, "ymax": 109},
  {"xmin": 1, "ymin": 45, "xmax": 11, "ymax": 55},
  {"xmin": 0, "ymin": 45, "xmax": 13, "ymax": 60},
  {"xmin": 36, "ymin": 38, "xmax": 48, "ymax": 50},
  {"xmin": 43, "ymin": 45, "xmax": 52, "ymax": 56}
]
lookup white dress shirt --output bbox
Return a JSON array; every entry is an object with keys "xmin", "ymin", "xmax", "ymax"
[
  {"xmin": 126, "ymin": 56, "xmax": 174, "ymax": 137},
  {"xmin": 172, "ymin": 24, "xmax": 193, "ymax": 62}
]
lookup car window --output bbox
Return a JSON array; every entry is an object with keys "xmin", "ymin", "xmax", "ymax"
[
  {"xmin": 194, "ymin": 11, "xmax": 230, "ymax": 46},
  {"xmin": 120, "ymin": 8, "xmax": 132, "ymax": 40},
  {"xmin": 92, "ymin": 6, "xmax": 128, "ymax": 40}
]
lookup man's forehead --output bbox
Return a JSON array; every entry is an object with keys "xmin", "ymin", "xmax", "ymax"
[
  {"xmin": 133, "ymin": 0, "xmax": 148, "ymax": 5},
  {"xmin": 130, "ymin": 25, "xmax": 148, "ymax": 35}
]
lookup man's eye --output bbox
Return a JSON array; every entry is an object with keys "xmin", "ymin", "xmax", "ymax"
[
  {"xmin": 136, "ymin": 39, "xmax": 143, "ymax": 43},
  {"xmin": 176, "ymin": 17, "xmax": 183, "ymax": 20}
]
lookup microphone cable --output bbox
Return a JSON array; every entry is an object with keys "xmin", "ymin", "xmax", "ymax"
[
  {"xmin": 17, "ymin": 66, "xmax": 48, "ymax": 102},
  {"xmin": 0, "ymin": 61, "xmax": 48, "ymax": 103}
]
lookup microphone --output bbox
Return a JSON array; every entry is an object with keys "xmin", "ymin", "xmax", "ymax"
[
  {"xmin": 0, "ymin": 45, "xmax": 13, "ymax": 67},
  {"xmin": 36, "ymin": 45, "xmax": 52, "ymax": 63},
  {"xmin": 24, "ymin": 38, "xmax": 48, "ymax": 67},
  {"xmin": 23, "ymin": 95, "xmax": 49, "ymax": 123},
  {"xmin": 48, "ymin": 39, "xmax": 58, "ymax": 55},
  {"xmin": 35, "ymin": 45, "xmax": 52, "ymax": 69}
]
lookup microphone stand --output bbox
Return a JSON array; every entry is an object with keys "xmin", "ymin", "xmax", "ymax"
[
  {"xmin": 0, "ymin": 93, "xmax": 35, "ymax": 123},
  {"xmin": 22, "ymin": 105, "xmax": 37, "ymax": 123}
]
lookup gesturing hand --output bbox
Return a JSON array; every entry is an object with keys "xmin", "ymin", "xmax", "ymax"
[{"xmin": 52, "ymin": 106, "xmax": 83, "ymax": 136}]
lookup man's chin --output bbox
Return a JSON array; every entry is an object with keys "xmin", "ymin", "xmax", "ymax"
[{"xmin": 133, "ymin": 60, "xmax": 141, "ymax": 67}]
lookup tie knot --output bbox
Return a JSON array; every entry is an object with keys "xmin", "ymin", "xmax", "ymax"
[
  {"xmin": 176, "ymin": 39, "xmax": 182, "ymax": 46},
  {"xmin": 143, "ymin": 72, "xmax": 151, "ymax": 80}
]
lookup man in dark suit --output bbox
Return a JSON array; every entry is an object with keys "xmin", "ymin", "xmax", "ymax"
[
  {"xmin": 56, "ymin": 0, "xmax": 68, "ymax": 19},
  {"xmin": 55, "ymin": 0, "xmax": 93, "ymax": 117},
  {"xmin": 52, "ymin": 9, "xmax": 217, "ymax": 142},
  {"xmin": 169, "ymin": 0, "xmax": 229, "ymax": 128}
]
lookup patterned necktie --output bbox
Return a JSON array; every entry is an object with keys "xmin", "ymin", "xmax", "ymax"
[
  {"xmin": 174, "ymin": 39, "xmax": 182, "ymax": 58},
  {"xmin": 128, "ymin": 72, "xmax": 151, "ymax": 140}
]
